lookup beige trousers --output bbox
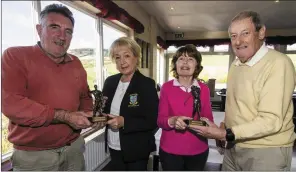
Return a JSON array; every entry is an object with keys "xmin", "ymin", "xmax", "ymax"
[
  {"xmin": 11, "ymin": 136, "xmax": 85, "ymax": 171},
  {"xmin": 222, "ymin": 146, "xmax": 293, "ymax": 171}
]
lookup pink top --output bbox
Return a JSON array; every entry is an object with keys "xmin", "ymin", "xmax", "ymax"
[{"xmin": 157, "ymin": 79, "xmax": 214, "ymax": 155}]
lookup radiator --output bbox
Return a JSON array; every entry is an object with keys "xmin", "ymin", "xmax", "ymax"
[{"xmin": 84, "ymin": 131, "xmax": 109, "ymax": 171}]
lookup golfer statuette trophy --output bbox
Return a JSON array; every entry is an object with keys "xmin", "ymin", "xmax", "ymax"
[
  {"xmin": 88, "ymin": 85, "xmax": 107, "ymax": 123},
  {"xmin": 184, "ymin": 85, "xmax": 207, "ymax": 126}
]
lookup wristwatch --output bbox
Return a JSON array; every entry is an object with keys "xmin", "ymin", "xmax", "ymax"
[{"xmin": 225, "ymin": 128, "xmax": 235, "ymax": 142}]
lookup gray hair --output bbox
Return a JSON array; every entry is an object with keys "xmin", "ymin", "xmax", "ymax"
[
  {"xmin": 230, "ymin": 11, "xmax": 264, "ymax": 31},
  {"xmin": 40, "ymin": 4, "xmax": 74, "ymax": 26}
]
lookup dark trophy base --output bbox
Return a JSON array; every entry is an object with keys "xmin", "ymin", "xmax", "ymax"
[
  {"xmin": 88, "ymin": 116, "xmax": 107, "ymax": 123},
  {"xmin": 184, "ymin": 119, "xmax": 207, "ymax": 126}
]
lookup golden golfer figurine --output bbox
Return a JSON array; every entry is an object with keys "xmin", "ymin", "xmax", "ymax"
[
  {"xmin": 184, "ymin": 86, "xmax": 207, "ymax": 127},
  {"xmin": 88, "ymin": 85, "xmax": 107, "ymax": 122}
]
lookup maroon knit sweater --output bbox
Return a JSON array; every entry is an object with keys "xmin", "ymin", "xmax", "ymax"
[{"xmin": 2, "ymin": 44, "xmax": 92, "ymax": 150}]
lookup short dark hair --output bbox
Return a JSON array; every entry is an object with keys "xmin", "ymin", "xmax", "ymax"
[
  {"xmin": 40, "ymin": 4, "xmax": 74, "ymax": 26},
  {"xmin": 171, "ymin": 44, "xmax": 203, "ymax": 79},
  {"xmin": 231, "ymin": 11, "xmax": 263, "ymax": 32}
]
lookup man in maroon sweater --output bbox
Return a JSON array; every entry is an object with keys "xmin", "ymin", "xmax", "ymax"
[{"xmin": 2, "ymin": 4, "xmax": 99, "ymax": 171}]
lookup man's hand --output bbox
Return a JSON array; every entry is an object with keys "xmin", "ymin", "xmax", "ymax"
[
  {"xmin": 168, "ymin": 116, "xmax": 192, "ymax": 130},
  {"xmin": 107, "ymin": 114, "xmax": 124, "ymax": 130},
  {"xmin": 64, "ymin": 111, "xmax": 93, "ymax": 130},
  {"xmin": 216, "ymin": 122, "xmax": 226, "ymax": 154},
  {"xmin": 188, "ymin": 117, "xmax": 226, "ymax": 140}
]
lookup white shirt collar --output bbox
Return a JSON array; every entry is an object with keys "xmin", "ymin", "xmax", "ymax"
[
  {"xmin": 173, "ymin": 78, "xmax": 200, "ymax": 93},
  {"xmin": 173, "ymin": 78, "xmax": 200, "ymax": 87},
  {"xmin": 234, "ymin": 42, "xmax": 269, "ymax": 67}
]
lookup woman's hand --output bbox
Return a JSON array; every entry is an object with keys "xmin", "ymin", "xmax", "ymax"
[
  {"xmin": 168, "ymin": 116, "xmax": 192, "ymax": 130},
  {"xmin": 107, "ymin": 114, "xmax": 124, "ymax": 129},
  {"xmin": 188, "ymin": 117, "xmax": 226, "ymax": 140}
]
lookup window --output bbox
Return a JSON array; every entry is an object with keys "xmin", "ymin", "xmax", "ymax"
[
  {"xmin": 197, "ymin": 46, "xmax": 210, "ymax": 52},
  {"xmin": 41, "ymin": 1, "xmax": 99, "ymax": 90},
  {"xmin": 199, "ymin": 55, "xmax": 229, "ymax": 89},
  {"xmin": 266, "ymin": 44, "xmax": 275, "ymax": 49},
  {"xmin": 156, "ymin": 47, "xmax": 165, "ymax": 85},
  {"xmin": 102, "ymin": 23, "xmax": 127, "ymax": 78},
  {"xmin": 167, "ymin": 46, "xmax": 178, "ymax": 53},
  {"xmin": 2, "ymin": 1, "xmax": 36, "ymax": 155},
  {"xmin": 287, "ymin": 43, "xmax": 296, "ymax": 51},
  {"xmin": 2, "ymin": 1, "xmax": 35, "ymax": 53},
  {"xmin": 214, "ymin": 44, "xmax": 229, "ymax": 52},
  {"xmin": 167, "ymin": 45, "xmax": 211, "ymax": 53}
]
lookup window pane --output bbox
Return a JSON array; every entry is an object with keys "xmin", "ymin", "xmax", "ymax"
[
  {"xmin": 214, "ymin": 44, "xmax": 229, "ymax": 52},
  {"xmin": 199, "ymin": 55, "xmax": 229, "ymax": 89},
  {"xmin": 103, "ymin": 23, "xmax": 127, "ymax": 78},
  {"xmin": 157, "ymin": 48, "xmax": 165, "ymax": 85},
  {"xmin": 41, "ymin": 1, "xmax": 99, "ymax": 90},
  {"xmin": 2, "ymin": 1, "xmax": 35, "ymax": 155},
  {"xmin": 2, "ymin": 1, "xmax": 35, "ymax": 53},
  {"xmin": 167, "ymin": 46, "xmax": 178, "ymax": 53},
  {"xmin": 197, "ymin": 46, "xmax": 210, "ymax": 52},
  {"xmin": 266, "ymin": 44, "xmax": 274, "ymax": 49},
  {"xmin": 287, "ymin": 43, "xmax": 296, "ymax": 51}
]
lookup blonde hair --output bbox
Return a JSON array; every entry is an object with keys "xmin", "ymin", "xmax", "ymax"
[{"xmin": 109, "ymin": 37, "xmax": 141, "ymax": 61}]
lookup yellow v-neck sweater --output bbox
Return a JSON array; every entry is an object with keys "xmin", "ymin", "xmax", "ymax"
[{"xmin": 225, "ymin": 49, "xmax": 296, "ymax": 148}]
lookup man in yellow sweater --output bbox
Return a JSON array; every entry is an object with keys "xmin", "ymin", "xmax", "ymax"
[{"xmin": 189, "ymin": 11, "xmax": 296, "ymax": 170}]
